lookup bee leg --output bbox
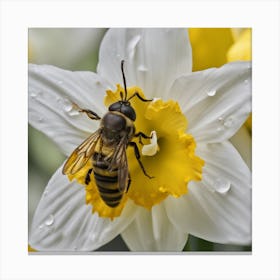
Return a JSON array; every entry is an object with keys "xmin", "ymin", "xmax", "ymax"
[
  {"xmin": 126, "ymin": 174, "xmax": 131, "ymax": 193},
  {"xmin": 72, "ymin": 102, "xmax": 101, "ymax": 120},
  {"xmin": 85, "ymin": 168, "xmax": 93, "ymax": 185},
  {"xmin": 129, "ymin": 142, "xmax": 154, "ymax": 179},
  {"xmin": 127, "ymin": 92, "xmax": 153, "ymax": 102},
  {"xmin": 134, "ymin": 131, "xmax": 152, "ymax": 145}
]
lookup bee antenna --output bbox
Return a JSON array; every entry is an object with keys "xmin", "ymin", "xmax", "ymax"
[{"xmin": 121, "ymin": 60, "xmax": 128, "ymax": 101}]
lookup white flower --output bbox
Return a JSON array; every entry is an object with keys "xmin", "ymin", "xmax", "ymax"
[{"xmin": 28, "ymin": 28, "xmax": 251, "ymax": 251}]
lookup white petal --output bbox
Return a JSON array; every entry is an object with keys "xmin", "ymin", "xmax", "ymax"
[
  {"xmin": 29, "ymin": 165, "xmax": 138, "ymax": 251},
  {"xmin": 165, "ymin": 141, "xmax": 251, "ymax": 245},
  {"xmin": 29, "ymin": 64, "xmax": 109, "ymax": 155},
  {"xmin": 97, "ymin": 28, "xmax": 192, "ymax": 99},
  {"xmin": 170, "ymin": 62, "xmax": 251, "ymax": 143},
  {"xmin": 121, "ymin": 203, "xmax": 188, "ymax": 251}
]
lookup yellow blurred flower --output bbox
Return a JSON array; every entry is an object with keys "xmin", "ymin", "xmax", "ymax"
[
  {"xmin": 227, "ymin": 29, "xmax": 252, "ymax": 62},
  {"xmin": 188, "ymin": 28, "xmax": 234, "ymax": 71}
]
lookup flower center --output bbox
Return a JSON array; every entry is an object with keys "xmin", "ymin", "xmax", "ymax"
[{"xmin": 71, "ymin": 85, "xmax": 204, "ymax": 220}]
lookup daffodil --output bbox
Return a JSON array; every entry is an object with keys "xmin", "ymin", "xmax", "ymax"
[{"xmin": 29, "ymin": 28, "xmax": 251, "ymax": 251}]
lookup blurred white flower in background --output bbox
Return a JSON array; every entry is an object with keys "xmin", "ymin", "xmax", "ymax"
[{"xmin": 29, "ymin": 28, "xmax": 107, "ymax": 71}]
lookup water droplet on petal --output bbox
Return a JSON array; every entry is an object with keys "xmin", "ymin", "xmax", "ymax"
[
  {"xmin": 213, "ymin": 178, "xmax": 231, "ymax": 194},
  {"xmin": 30, "ymin": 92, "xmax": 37, "ymax": 99},
  {"xmin": 57, "ymin": 80, "xmax": 63, "ymax": 85},
  {"xmin": 63, "ymin": 100, "xmax": 72, "ymax": 112},
  {"xmin": 60, "ymin": 98, "xmax": 80, "ymax": 116},
  {"xmin": 68, "ymin": 109, "xmax": 80, "ymax": 116},
  {"xmin": 45, "ymin": 214, "xmax": 54, "ymax": 226},
  {"xmin": 223, "ymin": 116, "xmax": 235, "ymax": 128},
  {"xmin": 127, "ymin": 35, "xmax": 141, "ymax": 59},
  {"xmin": 244, "ymin": 79, "xmax": 248, "ymax": 84},
  {"xmin": 138, "ymin": 65, "xmax": 148, "ymax": 72},
  {"xmin": 39, "ymin": 224, "xmax": 44, "ymax": 230},
  {"xmin": 207, "ymin": 89, "xmax": 216, "ymax": 97},
  {"xmin": 43, "ymin": 190, "xmax": 48, "ymax": 197}
]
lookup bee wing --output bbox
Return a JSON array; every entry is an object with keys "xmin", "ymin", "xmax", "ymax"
[
  {"xmin": 111, "ymin": 136, "xmax": 130, "ymax": 192},
  {"xmin": 62, "ymin": 129, "xmax": 102, "ymax": 175}
]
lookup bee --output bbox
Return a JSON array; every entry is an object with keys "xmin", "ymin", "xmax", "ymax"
[{"xmin": 63, "ymin": 60, "xmax": 153, "ymax": 208}]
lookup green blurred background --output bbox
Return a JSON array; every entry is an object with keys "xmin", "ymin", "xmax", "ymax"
[{"xmin": 28, "ymin": 28, "xmax": 251, "ymax": 252}]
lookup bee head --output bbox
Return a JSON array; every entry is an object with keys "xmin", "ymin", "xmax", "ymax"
[{"xmin": 109, "ymin": 101, "xmax": 136, "ymax": 121}]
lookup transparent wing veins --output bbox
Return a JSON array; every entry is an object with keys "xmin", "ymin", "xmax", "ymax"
[{"xmin": 62, "ymin": 129, "xmax": 102, "ymax": 175}]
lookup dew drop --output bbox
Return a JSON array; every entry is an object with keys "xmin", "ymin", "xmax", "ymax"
[
  {"xmin": 212, "ymin": 178, "xmax": 231, "ymax": 194},
  {"xmin": 223, "ymin": 116, "xmax": 235, "ymax": 128},
  {"xmin": 68, "ymin": 109, "xmax": 80, "ymax": 116},
  {"xmin": 57, "ymin": 80, "xmax": 63, "ymax": 85},
  {"xmin": 244, "ymin": 79, "xmax": 248, "ymax": 84},
  {"xmin": 39, "ymin": 224, "xmax": 44, "ymax": 230},
  {"xmin": 30, "ymin": 92, "xmax": 37, "ymax": 99},
  {"xmin": 63, "ymin": 100, "xmax": 72, "ymax": 112},
  {"xmin": 45, "ymin": 214, "xmax": 54, "ymax": 226},
  {"xmin": 138, "ymin": 65, "xmax": 148, "ymax": 72},
  {"xmin": 61, "ymin": 98, "xmax": 80, "ymax": 116},
  {"xmin": 207, "ymin": 89, "xmax": 216, "ymax": 97},
  {"xmin": 43, "ymin": 190, "xmax": 48, "ymax": 197}
]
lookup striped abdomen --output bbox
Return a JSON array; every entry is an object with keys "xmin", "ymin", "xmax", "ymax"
[{"xmin": 90, "ymin": 155, "xmax": 123, "ymax": 208}]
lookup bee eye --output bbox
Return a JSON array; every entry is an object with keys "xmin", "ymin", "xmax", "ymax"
[
  {"xmin": 109, "ymin": 102, "xmax": 122, "ymax": 112},
  {"xmin": 109, "ymin": 101, "xmax": 136, "ymax": 121},
  {"xmin": 120, "ymin": 105, "xmax": 136, "ymax": 121}
]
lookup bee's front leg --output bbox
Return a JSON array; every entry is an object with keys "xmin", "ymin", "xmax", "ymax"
[
  {"xmin": 72, "ymin": 102, "xmax": 101, "ymax": 120},
  {"xmin": 134, "ymin": 131, "xmax": 152, "ymax": 145}
]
